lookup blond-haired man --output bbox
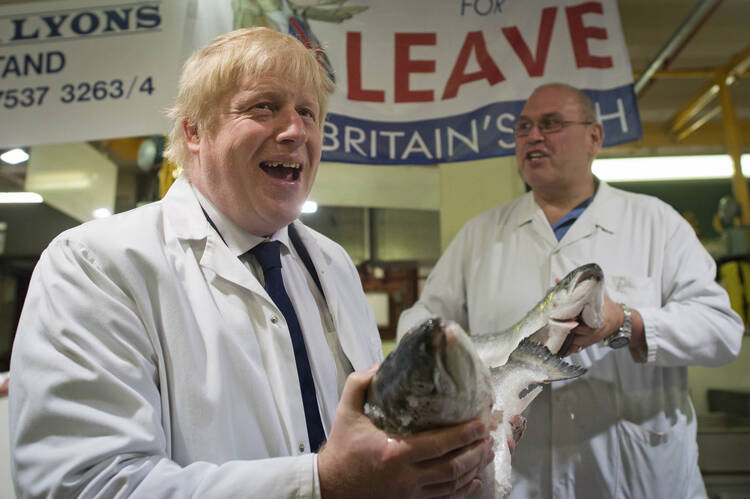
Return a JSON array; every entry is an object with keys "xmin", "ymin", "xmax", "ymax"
[{"xmin": 10, "ymin": 28, "xmax": 493, "ymax": 498}]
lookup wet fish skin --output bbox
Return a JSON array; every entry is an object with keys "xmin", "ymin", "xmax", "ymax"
[
  {"xmin": 365, "ymin": 319, "xmax": 587, "ymax": 498},
  {"xmin": 488, "ymin": 337, "xmax": 587, "ymax": 497},
  {"xmin": 365, "ymin": 317, "xmax": 493, "ymax": 435},
  {"xmin": 473, "ymin": 263, "xmax": 605, "ymax": 368}
]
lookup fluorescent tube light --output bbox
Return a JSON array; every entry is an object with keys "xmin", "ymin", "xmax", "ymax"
[
  {"xmin": 592, "ymin": 154, "xmax": 750, "ymax": 182},
  {"xmin": 0, "ymin": 192, "xmax": 43, "ymax": 203},
  {"xmin": 92, "ymin": 208, "xmax": 112, "ymax": 218},
  {"xmin": 1, "ymin": 148, "xmax": 29, "ymax": 165}
]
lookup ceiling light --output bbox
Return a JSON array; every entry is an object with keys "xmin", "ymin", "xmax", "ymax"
[
  {"xmin": 592, "ymin": 154, "xmax": 750, "ymax": 182},
  {"xmin": 0, "ymin": 192, "xmax": 43, "ymax": 203},
  {"xmin": 1, "ymin": 148, "xmax": 29, "ymax": 165},
  {"xmin": 92, "ymin": 208, "xmax": 112, "ymax": 218},
  {"xmin": 302, "ymin": 200, "xmax": 318, "ymax": 214},
  {"xmin": 26, "ymin": 171, "xmax": 93, "ymax": 190}
]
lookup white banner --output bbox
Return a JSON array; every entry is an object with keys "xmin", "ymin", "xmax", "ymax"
[
  {"xmin": 0, "ymin": 0, "xmax": 188, "ymax": 148},
  {"xmin": 1, "ymin": 0, "xmax": 641, "ymax": 164},
  {"xmin": 189, "ymin": 0, "xmax": 642, "ymax": 165}
]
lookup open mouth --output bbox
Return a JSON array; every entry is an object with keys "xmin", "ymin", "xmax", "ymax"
[
  {"xmin": 526, "ymin": 151, "xmax": 547, "ymax": 160},
  {"xmin": 575, "ymin": 265, "xmax": 603, "ymax": 285},
  {"xmin": 260, "ymin": 161, "xmax": 301, "ymax": 181}
]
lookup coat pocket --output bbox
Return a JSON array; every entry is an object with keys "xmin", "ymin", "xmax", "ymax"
[
  {"xmin": 607, "ymin": 274, "xmax": 660, "ymax": 308},
  {"xmin": 614, "ymin": 411, "xmax": 698, "ymax": 498}
]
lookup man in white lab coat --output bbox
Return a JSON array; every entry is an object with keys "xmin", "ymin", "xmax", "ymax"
[
  {"xmin": 9, "ymin": 28, "xmax": 494, "ymax": 498},
  {"xmin": 398, "ymin": 83, "xmax": 744, "ymax": 498}
]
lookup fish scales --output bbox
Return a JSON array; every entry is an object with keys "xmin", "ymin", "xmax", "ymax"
[
  {"xmin": 365, "ymin": 321, "xmax": 587, "ymax": 498},
  {"xmin": 364, "ymin": 263, "xmax": 604, "ymax": 498},
  {"xmin": 473, "ymin": 263, "xmax": 605, "ymax": 368}
]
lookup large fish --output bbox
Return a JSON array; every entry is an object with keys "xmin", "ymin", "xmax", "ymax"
[
  {"xmin": 473, "ymin": 262, "xmax": 605, "ymax": 369},
  {"xmin": 365, "ymin": 318, "xmax": 586, "ymax": 498}
]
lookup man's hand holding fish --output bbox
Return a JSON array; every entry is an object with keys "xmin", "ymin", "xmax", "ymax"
[
  {"xmin": 370, "ymin": 265, "xmax": 601, "ymax": 498},
  {"xmin": 318, "ymin": 364, "xmax": 496, "ymax": 499},
  {"xmin": 564, "ymin": 292, "xmax": 646, "ymax": 358}
]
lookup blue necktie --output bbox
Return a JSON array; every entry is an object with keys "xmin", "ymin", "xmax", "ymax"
[{"xmin": 249, "ymin": 241, "xmax": 326, "ymax": 452}]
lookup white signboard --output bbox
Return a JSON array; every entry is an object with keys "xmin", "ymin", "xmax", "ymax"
[
  {"xmin": 0, "ymin": 0, "xmax": 188, "ymax": 148},
  {"xmin": 189, "ymin": 0, "xmax": 642, "ymax": 165}
]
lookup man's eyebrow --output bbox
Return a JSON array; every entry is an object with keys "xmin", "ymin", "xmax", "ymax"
[
  {"xmin": 231, "ymin": 88, "xmax": 279, "ymax": 106},
  {"xmin": 517, "ymin": 111, "xmax": 563, "ymax": 121}
]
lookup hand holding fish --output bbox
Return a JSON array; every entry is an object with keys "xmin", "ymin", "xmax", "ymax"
[
  {"xmin": 367, "ymin": 264, "xmax": 604, "ymax": 497},
  {"xmin": 506, "ymin": 414, "xmax": 526, "ymax": 454},
  {"xmin": 566, "ymin": 293, "xmax": 646, "ymax": 356},
  {"xmin": 364, "ymin": 319, "xmax": 586, "ymax": 498},
  {"xmin": 318, "ymin": 364, "xmax": 495, "ymax": 499},
  {"xmin": 473, "ymin": 263, "xmax": 605, "ymax": 366},
  {"xmin": 564, "ymin": 293, "xmax": 623, "ymax": 353}
]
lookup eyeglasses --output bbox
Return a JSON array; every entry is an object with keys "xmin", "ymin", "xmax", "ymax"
[{"xmin": 514, "ymin": 116, "xmax": 593, "ymax": 137}]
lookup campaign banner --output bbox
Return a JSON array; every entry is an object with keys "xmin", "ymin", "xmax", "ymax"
[
  {"xmin": 0, "ymin": 0, "xmax": 188, "ymax": 148},
  {"xmin": 189, "ymin": 0, "xmax": 641, "ymax": 165}
]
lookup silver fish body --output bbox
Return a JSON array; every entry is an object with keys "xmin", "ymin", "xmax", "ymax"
[
  {"xmin": 365, "ymin": 318, "xmax": 493, "ymax": 435},
  {"xmin": 365, "ymin": 319, "xmax": 587, "ymax": 498},
  {"xmin": 473, "ymin": 263, "xmax": 605, "ymax": 369},
  {"xmin": 488, "ymin": 337, "xmax": 586, "ymax": 497}
]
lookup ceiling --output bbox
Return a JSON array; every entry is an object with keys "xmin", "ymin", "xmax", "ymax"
[
  {"xmin": 1, "ymin": 0, "xmax": 749, "ymax": 202},
  {"xmin": 608, "ymin": 0, "xmax": 750, "ymax": 157}
]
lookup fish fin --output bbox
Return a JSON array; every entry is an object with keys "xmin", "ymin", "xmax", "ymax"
[
  {"xmin": 518, "ymin": 383, "xmax": 543, "ymax": 399},
  {"xmin": 529, "ymin": 319, "xmax": 578, "ymax": 355},
  {"xmin": 506, "ymin": 337, "xmax": 587, "ymax": 381},
  {"xmin": 582, "ymin": 285, "xmax": 605, "ymax": 328}
]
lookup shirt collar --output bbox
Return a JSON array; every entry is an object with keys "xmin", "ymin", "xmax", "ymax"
[
  {"xmin": 191, "ymin": 184, "xmax": 290, "ymax": 257},
  {"xmin": 585, "ymin": 180, "xmax": 618, "ymax": 234},
  {"xmin": 516, "ymin": 178, "xmax": 610, "ymax": 229}
]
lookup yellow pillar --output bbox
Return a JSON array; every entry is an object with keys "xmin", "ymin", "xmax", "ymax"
[
  {"xmin": 717, "ymin": 72, "xmax": 750, "ymax": 233},
  {"xmin": 158, "ymin": 158, "xmax": 181, "ymax": 199}
]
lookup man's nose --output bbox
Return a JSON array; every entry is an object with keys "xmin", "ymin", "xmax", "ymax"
[
  {"xmin": 276, "ymin": 107, "xmax": 306, "ymax": 143},
  {"xmin": 526, "ymin": 122, "xmax": 545, "ymax": 141}
]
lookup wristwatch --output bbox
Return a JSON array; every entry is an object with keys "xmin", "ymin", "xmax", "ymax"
[{"xmin": 605, "ymin": 304, "xmax": 632, "ymax": 349}]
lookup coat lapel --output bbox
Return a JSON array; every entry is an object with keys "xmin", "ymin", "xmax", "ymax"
[
  {"xmin": 558, "ymin": 181, "xmax": 618, "ymax": 247},
  {"xmin": 289, "ymin": 221, "xmax": 376, "ymax": 370},
  {"xmin": 161, "ymin": 176, "xmax": 270, "ymax": 300}
]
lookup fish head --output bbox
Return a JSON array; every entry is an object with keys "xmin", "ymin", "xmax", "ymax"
[
  {"xmin": 543, "ymin": 263, "xmax": 604, "ymax": 328},
  {"xmin": 365, "ymin": 318, "xmax": 493, "ymax": 434}
]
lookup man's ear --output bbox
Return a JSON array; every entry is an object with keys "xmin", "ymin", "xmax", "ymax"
[
  {"xmin": 183, "ymin": 119, "xmax": 200, "ymax": 153},
  {"xmin": 589, "ymin": 122, "xmax": 604, "ymax": 154}
]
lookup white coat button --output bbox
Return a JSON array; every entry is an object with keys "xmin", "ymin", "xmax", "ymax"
[
  {"xmin": 271, "ymin": 315, "xmax": 279, "ymax": 324},
  {"xmin": 299, "ymin": 443, "xmax": 305, "ymax": 452}
]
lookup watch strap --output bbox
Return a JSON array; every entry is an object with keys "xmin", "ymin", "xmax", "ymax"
[{"xmin": 605, "ymin": 303, "xmax": 632, "ymax": 349}]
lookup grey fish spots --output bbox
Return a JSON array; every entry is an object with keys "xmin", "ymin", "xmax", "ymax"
[
  {"xmin": 366, "ymin": 319, "xmax": 589, "ymax": 498},
  {"xmin": 473, "ymin": 263, "xmax": 605, "ymax": 368},
  {"xmin": 365, "ymin": 318, "xmax": 492, "ymax": 435},
  {"xmin": 364, "ymin": 263, "xmax": 604, "ymax": 497}
]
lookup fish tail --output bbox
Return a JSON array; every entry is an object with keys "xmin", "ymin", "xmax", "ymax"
[{"xmin": 508, "ymin": 337, "xmax": 587, "ymax": 381}]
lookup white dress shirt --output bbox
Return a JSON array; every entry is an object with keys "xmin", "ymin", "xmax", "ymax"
[{"xmin": 194, "ymin": 186, "xmax": 353, "ymax": 434}]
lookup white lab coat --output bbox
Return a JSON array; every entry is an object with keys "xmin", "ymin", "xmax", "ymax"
[
  {"xmin": 9, "ymin": 176, "xmax": 383, "ymax": 499},
  {"xmin": 399, "ymin": 181, "xmax": 743, "ymax": 499}
]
